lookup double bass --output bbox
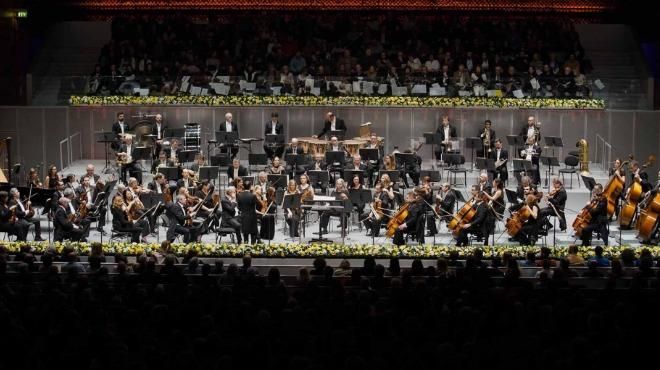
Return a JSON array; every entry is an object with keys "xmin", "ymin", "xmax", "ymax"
[{"xmin": 620, "ymin": 155, "xmax": 656, "ymax": 228}]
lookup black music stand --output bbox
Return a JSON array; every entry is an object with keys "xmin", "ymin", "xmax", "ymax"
[
  {"xmin": 248, "ymin": 153, "xmax": 268, "ymax": 170},
  {"xmin": 241, "ymin": 175, "xmax": 255, "ymax": 185},
  {"xmin": 328, "ymin": 130, "xmax": 346, "ymax": 140},
  {"xmin": 177, "ymin": 150, "xmax": 197, "ymax": 164},
  {"xmin": 377, "ymin": 170, "xmax": 400, "ymax": 183},
  {"xmin": 465, "ymin": 137, "xmax": 482, "ymax": 171},
  {"xmin": 453, "ymin": 189, "xmax": 467, "ymax": 212},
  {"xmin": 217, "ymin": 131, "xmax": 239, "ymax": 152},
  {"xmin": 282, "ymin": 192, "xmax": 302, "ymax": 241},
  {"xmin": 420, "ymin": 169, "xmax": 441, "ymax": 183},
  {"xmin": 343, "ymin": 170, "xmax": 365, "ymax": 184},
  {"xmin": 210, "ymin": 154, "xmax": 231, "ymax": 167},
  {"xmin": 581, "ymin": 175, "xmax": 596, "ymax": 191},
  {"xmin": 394, "ymin": 152, "xmax": 416, "ymax": 167},
  {"xmin": 163, "ymin": 128, "xmax": 185, "ymax": 138},
  {"xmin": 95, "ymin": 132, "xmax": 117, "ymax": 174},
  {"xmin": 540, "ymin": 156, "xmax": 560, "ymax": 186},
  {"xmin": 325, "ymin": 151, "xmax": 345, "ymax": 165},
  {"xmin": 475, "ymin": 157, "xmax": 495, "ymax": 172},
  {"xmin": 267, "ymin": 174, "xmax": 288, "ymax": 189},
  {"xmin": 199, "ymin": 166, "xmax": 219, "ymax": 183},
  {"xmin": 505, "ymin": 189, "xmax": 520, "ymax": 206},
  {"xmin": 544, "ymin": 136, "xmax": 563, "ymax": 158},
  {"xmin": 359, "ymin": 148, "xmax": 379, "ymax": 162},
  {"xmin": 158, "ymin": 166, "xmax": 180, "ymax": 181},
  {"xmin": 307, "ymin": 170, "xmax": 329, "ymax": 192},
  {"xmin": 265, "ymin": 134, "xmax": 285, "ymax": 144},
  {"xmin": 512, "ymin": 159, "xmax": 533, "ymax": 184}
]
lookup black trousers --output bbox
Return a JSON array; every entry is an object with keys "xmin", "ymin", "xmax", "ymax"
[
  {"xmin": 362, "ymin": 214, "xmax": 382, "ymax": 236},
  {"xmin": 539, "ymin": 207, "xmax": 566, "ymax": 229},
  {"xmin": 222, "ymin": 217, "xmax": 242, "ymax": 243},
  {"xmin": 17, "ymin": 217, "xmax": 41, "ymax": 238},
  {"xmin": 581, "ymin": 222, "xmax": 608, "ymax": 246}
]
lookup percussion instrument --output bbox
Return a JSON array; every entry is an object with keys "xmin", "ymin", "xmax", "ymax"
[
  {"xmin": 132, "ymin": 120, "xmax": 155, "ymax": 147},
  {"xmin": 184, "ymin": 122, "xmax": 201, "ymax": 151},
  {"xmin": 296, "ymin": 137, "xmax": 315, "ymax": 154},
  {"xmin": 308, "ymin": 138, "xmax": 328, "ymax": 155},
  {"xmin": 342, "ymin": 139, "xmax": 367, "ymax": 157}
]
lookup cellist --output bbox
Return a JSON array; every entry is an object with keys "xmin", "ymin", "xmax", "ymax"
[
  {"xmin": 392, "ymin": 188, "xmax": 426, "ymax": 246},
  {"xmin": 455, "ymin": 186, "xmax": 489, "ymax": 247},
  {"xmin": 580, "ymin": 183, "xmax": 609, "ymax": 246}
]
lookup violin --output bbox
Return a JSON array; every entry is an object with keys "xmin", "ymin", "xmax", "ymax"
[{"xmin": 386, "ymin": 202, "xmax": 410, "ymax": 237}]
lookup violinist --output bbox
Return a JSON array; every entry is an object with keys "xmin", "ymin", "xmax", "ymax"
[
  {"xmin": 283, "ymin": 179, "xmax": 301, "ymax": 238},
  {"xmin": 77, "ymin": 176, "xmax": 107, "ymax": 234},
  {"xmin": 111, "ymin": 194, "xmax": 149, "ymax": 243},
  {"xmin": 580, "ymin": 183, "xmax": 609, "ymax": 246},
  {"xmin": 0, "ymin": 191, "xmax": 28, "ymax": 241},
  {"xmin": 392, "ymin": 188, "xmax": 426, "ymax": 246},
  {"xmin": 298, "ymin": 174, "xmax": 314, "ymax": 202},
  {"xmin": 455, "ymin": 186, "xmax": 489, "ymax": 246},
  {"xmin": 540, "ymin": 177, "xmax": 567, "ymax": 231},
  {"xmin": 27, "ymin": 168, "xmax": 43, "ymax": 188},
  {"xmin": 380, "ymin": 174, "xmax": 399, "ymax": 207},
  {"xmin": 489, "ymin": 139, "xmax": 508, "ymax": 183},
  {"xmin": 193, "ymin": 180, "xmax": 216, "ymax": 218},
  {"xmin": 165, "ymin": 194, "xmax": 198, "ymax": 243},
  {"xmin": 148, "ymin": 173, "xmax": 168, "ymax": 194},
  {"xmin": 9, "ymin": 188, "xmax": 45, "ymax": 241},
  {"xmin": 178, "ymin": 169, "xmax": 197, "ymax": 189},
  {"xmin": 53, "ymin": 196, "xmax": 84, "ymax": 242},
  {"xmin": 237, "ymin": 181, "xmax": 259, "ymax": 244},
  {"xmin": 511, "ymin": 194, "xmax": 540, "ymax": 245},
  {"xmin": 220, "ymin": 187, "xmax": 242, "ymax": 244},
  {"xmin": 65, "ymin": 188, "xmax": 91, "ymax": 240},
  {"xmin": 259, "ymin": 186, "xmax": 277, "ymax": 241},
  {"xmin": 151, "ymin": 150, "xmax": 175, "ymax": 174},
  {"xmin": 320, "ymin": 178, "xmax": 349, "ymax": 235},
  {"xmin": 44, "ymin": 165, "xmax": 60, "ymax": 189},
  {"xmin": 268, "ymin": 156, "xmax": 286, "ymax": 175},
  {"xmin": 360, "ymin": 183, "xmax": 389, "ymax": 237}
]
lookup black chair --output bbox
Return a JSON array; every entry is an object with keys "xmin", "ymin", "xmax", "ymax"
[
  {"xmin": 558, "ymin": 155, "xmax": 579, "ymax": 189},
  {"xmin": 110, "ymin": 229, "xmax": 133, "ymax": 242}
]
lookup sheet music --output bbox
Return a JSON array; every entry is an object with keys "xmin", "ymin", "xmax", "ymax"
[{"xmin": 313, "ymin": 195, "xmax": 336, "ymax": 201}]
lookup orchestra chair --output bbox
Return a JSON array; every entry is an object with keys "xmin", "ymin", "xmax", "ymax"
[
  {"xmin": 110, "ymin": 229, "xmax": 133, "ymax": 242},
  {"xmin": 1, "ymin": 231, "xmax": 15, "ymax": 241},
  {"xmin": 558, "ymin": 155, "xmax": 580, "ymax": 189},
  {"xmin": 215, "ymin": 216, "xmax": 237, "ymax": 243},
  {"xmin": 445, "ymin": 155, "xmax": 467, "ymax": 187}
]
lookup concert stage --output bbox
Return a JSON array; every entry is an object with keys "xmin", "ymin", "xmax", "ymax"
[{"xmin": 39, "ymin": 159, "xmax": 643, "ymax": 248}]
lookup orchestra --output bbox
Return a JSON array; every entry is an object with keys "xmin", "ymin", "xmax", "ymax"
[{"xmin": 5, "ymin": 108, "xmax": 660, "ymax": 251}]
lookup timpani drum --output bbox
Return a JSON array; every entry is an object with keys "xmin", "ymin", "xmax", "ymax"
[
  {"xmin": 296, "ymin": 137, "xmax": 315, "ymax": 154},
  {"xmin": 343, "ymin": 139, "xmax": 367, "ymax": 157},
  {"xmin": 308, "ymin": 138, "xmax": 328, "ymax": 155}
]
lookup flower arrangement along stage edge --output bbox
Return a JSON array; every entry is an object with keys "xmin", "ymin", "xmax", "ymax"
[
  {"xmin": 69, "ymin": 95, "xmax": 606, "ymax": 109},
  {"xmin": 0, "ymin": 241, "xmax": 655, "ymax": 259}
]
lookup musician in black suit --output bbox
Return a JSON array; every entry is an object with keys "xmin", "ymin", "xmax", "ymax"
[
  {"xmin": 345, "ymin": 155, "xmax": 367, "ymax": 172},
  {"xmin": 237, "ymin": 181, "xmax": 259, "ymax": 244},
  {"xmin": 477, "ymin": 119, "xmax": 496, "ymax": 157},
  {"xmin": 455, "ymin": 188, "xmax": 489, "ymax": 246},
  {"xmin": 284, "ymin": 138, "xmax": 306, "ymax": 175},
  {"xmin": 80, "ymin": 164, "xmax": 101, "ymax": 187},
  {"xmin": 519, "ymin": 115, "xmax": 540, "ymax": 143},
  {"xmin": 393, "ymin": 189, "xmax": 426, "ymax": 246},
  {"xmin": 151, "ymin": 113, "xmax": 167, "ymax": 159},
  {"xmin": 315, "ymin": 111, "xmax": 347, "ymax": 139},
  {"xmin": 77, "ymin": 176, "xmax": 107, "ymax": 233},
  {"xmin": 434, "ymin": 115, "xmax": 457, "ymax": 160},
  {"xmin": 489, "ymin": 139, "xmax": 509, "ymax": 184},
  {"xmin": 227, "ymin": 158, "xmax": 248, "ymax": 181},
  {"xmin": 264, "ymin": 112, "xmax": 285, "ymax": 160},
  {"xmin": 306, "ymin": 153, "xmax": 328, "ymax": 193},
  {"xmin": 520, "ymin": 136, "xmax": 542, "ymax": 185},
  {"xmin": 111, "ymin": 112, "xmax": 129, "ymax": 150},
  {"xmin": 221, "ymin": 187, "xmax": 242, "ymax": 244},
  {"xmin": 436, "ymin": 183, "xmax": 456, "ymax": 221},
  {"xmin": 9, "ymin": 187, "xmax": 44, "ymax": 241},
  {"xmin": 0, "ymin": 191, "xmax": 29, "ymax": 241},
  {"xmin": 111, "ymin": 194, "xmax": 146, "ymax": 243},
  {"xmin": 540, "ymin": 177, "xmax": 567, "ymax": 231},
  {"xmin": 364, "ymin": 133, "xmax": 384, "ymax": 186},
  {"xmin": 630, "ymin": 160, "xmax": 651, "ymax": 193},
  {"xmin": 151, "ymin": 151, "xmax": 175, "ymax": 174},
  {"xmin": 118, "ymin": 135, "xmax": 143, "ymax": 184},
  {"xmin": 165, "ymin": 194, "xmax": 197, "ymax": 243},
  {"xmin": 53, "ymin": 197, "xmax": 84, "ymax": 242},
  {"xmin": 218, "ymin": 112, "xmax": 239, "ymax": 158}
]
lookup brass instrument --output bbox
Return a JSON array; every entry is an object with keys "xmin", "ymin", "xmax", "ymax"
[
  {"xmin": 576, "ymin": 138, "xmax": 589, "ymax": 175},
  {"xmin": 482, "ymin": 127, "xmax": 491, "ymax": 153}
]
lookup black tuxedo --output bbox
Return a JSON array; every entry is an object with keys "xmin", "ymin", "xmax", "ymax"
[
  {"xmin": 111, "ymin": 121, "xmax": 130, "ymax": 150},
  {"xmin": 165, "ymin": 202, "xmax": 195, "ymax": 243},
  {"xmin": 219, "ymin": 121, "xmax": 239, "ymax": 158},
  {"xmin": 118, "ymin": 143, "xmax": 143, "ymax": 183},
  {"xmin": 53, "ymin": 205, "xmax": 83, "ymax": 242},
  {"xmin": 264, "ymin": 121, "xmax": 285, "ymax": 159},
  {"xmin": 151, "ymin": 122, "xmax": 167, "ymax": 140},
  {"xmin": 456, "ymin": 201, "xmax": 489, "ymax": 246},
  {"xmin": 393, "ymin": 201, "xmax": 425, "ymax": 245},
  {"xmin": 434, "ymin": 124, "xmax": 458, "ymax": 159},
  {"xmin": 221, "ymin": 197, "xmax": 242, "ymax": 243},
  {"xmin": 237, "ymin": 191, "xmax": 258, "ymax": 243},
  {"xmin": 581, "ymin": 197, "xmax": 609, "ymax": 246},
  {"xmin": 540, "ymin": 188, "xmax": 567, "ymax": 230},
  {"xmin": 0, "ymin": 204, "xmax": 28, "ymax": 241},
  {"xmin": 226, "ymin": 166, "xmax": 248, "ymax": 181},
  {"xmin": 317, "ymin": 118, "xmax": 347, "ymax": 138},
  {"xmin": 438, "ymin": 191, "xmax": 456, "ymax": 220},
  {"xmin": 489, "ymin": 148, "xmax": 509, "ymax": 183}
]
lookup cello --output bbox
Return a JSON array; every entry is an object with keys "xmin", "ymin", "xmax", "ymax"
[
  {"xmin": 447, "ymin": 195, "xmax": 478, "ymax": 238},
  {"xmin": 572, "ymin": 194, "xmax": 603, "ymax": 237},
  {"xmin": 505, "ymin": 204, "xmax": 533, "ymax": 237},
  {"xmin": 386, "ymin": 202, "xmax": 410, "ymax": 237}
]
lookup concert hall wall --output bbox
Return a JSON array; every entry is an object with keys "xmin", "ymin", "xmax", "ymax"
[{"xmin": 0, "ymin": 106, "xmax": 658, "ymax": 180}]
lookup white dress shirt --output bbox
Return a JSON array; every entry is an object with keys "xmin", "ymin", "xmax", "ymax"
[
  {"xmin": 226, "ymin": 121, "xmax": 233, "ymax": 132},
  {"xmin": 271, "ymin": 122, "xmax": 277, "ymax": 134},
  {"xmin": 330, "ymin": 119, "xmax": 336, "ymax": 131}
]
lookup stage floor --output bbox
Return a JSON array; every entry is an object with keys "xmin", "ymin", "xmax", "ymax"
[{"xmin": 39, "ymin": 159, "xmax": 644, "ymax": 247}]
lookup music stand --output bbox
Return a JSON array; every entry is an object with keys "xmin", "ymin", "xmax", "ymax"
[
  {"xmin": 163, "ymin": 128, "xmax": 185, "ymax": 138},
  {"xmin": 581, "ymin": 175, "xmax": 596, "ymax": 191},
  {"xmin": 177, "ymin": 150, "xmax": 197, "ymax": 164},
  {"xmin": 453, "ymin": 189, "xmax": 467, "ymax": 212},
  {"xmin": 377, "ymin": 170, "xmax": 400, "ymax": 183},
  {"xmin": 210, "ymin": 154, "xmax": 231, "ymax": 167},
  {"xmin": 267, "ymin": 174, "xmax": 288, "ymax": 189},
  {"xmin": 358, "ymin": 148, "xmax": 379, "ymax": 162},
  {"xmin": 505, "ymin": 189, "xmax": 520, "ymax": 205},
  {"xmin": 420, "ymin": 170, "xmax": 441, "ymax": 183},
  {"xmin": 512, "ymin": 159, "xmax": 533, "ymax": 184},
  {"xmin": 158, "ymin": 166, "xmax": 181, "ymax": 181},
  {"xmin": 540, "ymin": 156, "xmax": 560, "ymax": 186},
  {"xmin": 475, "ymin": 157, "xmax": 495, "ymax": 172},
  {"xmin": 465, "ymin": 137, "xmax": 482, "ymax": 171},
  {"xmin": 95, "ymin": 131, "xmax": 117, "ymax": 173},
  {"xmin": 325, "ymin": 151, "xmax": 345, "ymax": 166},
  {"xmin": 199, "ymin": 166, "xmax": 219, "ymax": 183},
  {"xmin": 328, "ymin": 130, "xmax": 346, "ymax": 140},
  {"xmin": 307, "ymin": 170, "xmax": 329, "ymax": 191},
  {"xmin": 217, "ymin": 131, "xmax": 239, "ymax": 149},
  {"xmin": 265, "ymin": 134, "xmax": 285, "ymax": 144},
  {"xmin": 544, "ymin": 136, "xmax": 563, "ymax": 158},
  {"xmin": 343, "ymin": 170, "xmax": 365, "ymax": 184}
]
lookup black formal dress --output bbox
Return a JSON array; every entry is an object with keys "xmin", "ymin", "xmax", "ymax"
[{"xmin": 111, "ymin": 206, "xmax": 144, "ymax": 243}]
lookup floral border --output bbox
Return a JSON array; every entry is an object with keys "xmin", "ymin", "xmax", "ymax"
[
  {"xmin": 1, "ymin": 241, "xmax": 656, "ymax": 259},
  {"xmin": 69, "ymin": 95, "xmax": 605, "ymax": 109}
]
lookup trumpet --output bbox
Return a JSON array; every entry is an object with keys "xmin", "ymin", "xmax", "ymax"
[{"xmin": 482, "ymin": 127, "xmax": 491, "ymax": 153}]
